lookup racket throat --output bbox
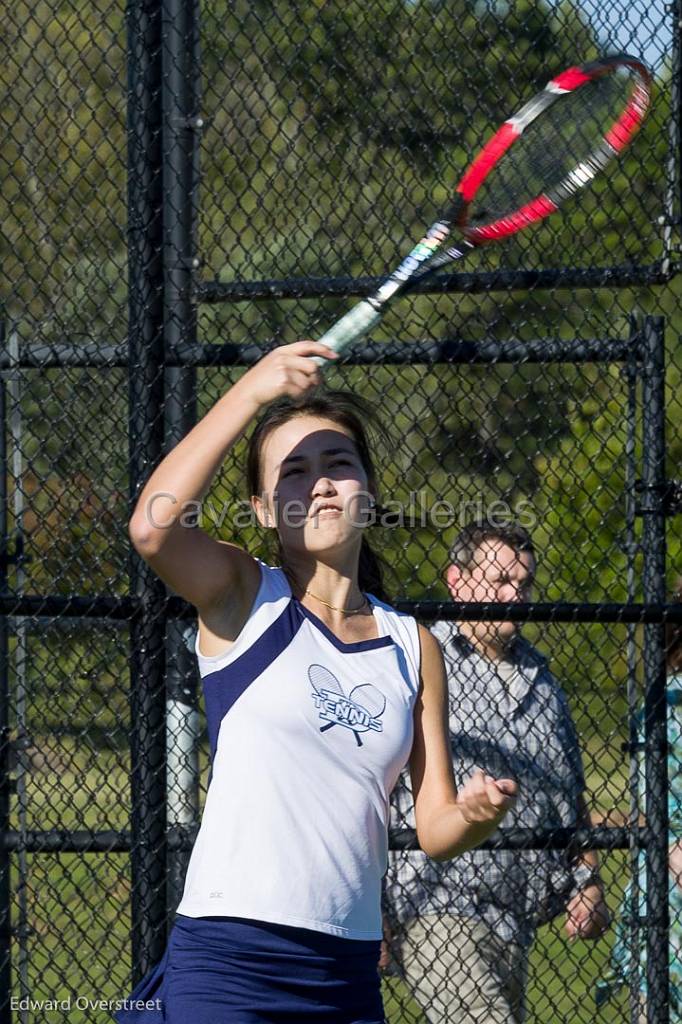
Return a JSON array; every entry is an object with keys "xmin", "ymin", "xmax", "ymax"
[
  {"xmin": 413, "ymin": 237, "xmax": 474, "ymax": 280},
  {"xmin": 375, "ymin": 219, "xmax": 457, "ymax": 301}
]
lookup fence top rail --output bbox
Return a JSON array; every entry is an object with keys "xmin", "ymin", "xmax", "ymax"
[
  {"xmin": 0, "ymin": 824, "xmax": 643, "ymax": 853},
  {"xmin": 1, "ymin": 595, "xmax": 681, "ymax": 624},
  {"xmin": 196, "ymin": 261, "xmax": 674, "ymax": 303},
  {"xmin": 0, "ymin": 336, "xmax": 644, "ymax": 368},
  {"xmin": 169, "ymin": 336, "xmax": 641, "ymax": 366}
]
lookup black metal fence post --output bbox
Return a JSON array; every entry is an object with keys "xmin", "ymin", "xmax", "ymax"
[
  {"xmin": 640, "ymin": 315, "xmax": 670, "ymax": 1024},
  {"xmin": 161, "ymin": 0, "xmax": 201, "ymax": 926},
  {"xmin": 126, "ymin": 0, "xmax": 169, "ymax": 982},
  {"xmin": 625, "ymin": 319, "xmax": 643, "ymax": 1024},
  {"xmin": 0, "ymin": 319, "xmax": 11, "ymax": 1024}
]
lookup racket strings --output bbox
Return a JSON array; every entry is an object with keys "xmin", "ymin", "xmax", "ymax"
[{"xmin": 468, "ymin": 69, "xmax": 635, "ymax": 228}]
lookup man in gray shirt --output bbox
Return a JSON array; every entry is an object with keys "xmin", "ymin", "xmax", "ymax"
[{"xmin": 383, "ymin": 520, "xmax": 609, "ymax": 1023}]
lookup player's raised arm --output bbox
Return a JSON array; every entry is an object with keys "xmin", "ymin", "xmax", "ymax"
[
  {"xmin": 408, "ymin": 624, "xmax": 517, "ymax": 860},
  {"xmin": 128, "ymin": 341, "xmax": 338, "ymax": 612}
]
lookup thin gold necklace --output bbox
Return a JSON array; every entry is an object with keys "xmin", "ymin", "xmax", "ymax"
[
  {"xmin": 303, "ymin": 588, "xmax": 369, "ymax": 615},
  {"xmin": 283, "ymin": 567, "xmax": 368, "ymax": 615}
]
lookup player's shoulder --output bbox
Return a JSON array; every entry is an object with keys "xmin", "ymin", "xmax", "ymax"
[
  {"xmin": 417, "ymin": 623, "xmax": 446, "ymax": 672},
  {"xmin": 417, "ymin": 621, "xmax": 441, "ymax": 647}
]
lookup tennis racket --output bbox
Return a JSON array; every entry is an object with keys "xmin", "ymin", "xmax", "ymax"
[{"xmin": 313, "ymin": 53, "xmax": 651, "ymax": 364}]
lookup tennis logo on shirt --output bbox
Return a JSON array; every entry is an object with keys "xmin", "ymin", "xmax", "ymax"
[{"xmin": 308, "ymin": 664, "xmax": 386, "ymax": 747}]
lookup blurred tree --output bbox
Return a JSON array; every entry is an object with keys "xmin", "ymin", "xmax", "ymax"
[
  {"xmin": 525, "ymin": 344, "xmax": 682, "ymax": 720},
  {"xmin": 0, "ymin": 0, "xmax": 127, "ymax": 331}
]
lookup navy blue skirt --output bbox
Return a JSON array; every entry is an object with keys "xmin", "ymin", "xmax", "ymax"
[{"xmin": 113, "ymin": 915, "xmax": 385, "ymax": 1024}]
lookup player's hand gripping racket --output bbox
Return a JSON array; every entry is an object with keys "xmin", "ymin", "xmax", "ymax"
[{"xmin": 313, "ymin": 54, "xmax": 651, "ymax": 364}]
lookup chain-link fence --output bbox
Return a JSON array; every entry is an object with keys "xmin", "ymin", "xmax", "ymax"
[{"xmin": 1, "ymin": 0, "xmax": 682, "ymax": 1022}]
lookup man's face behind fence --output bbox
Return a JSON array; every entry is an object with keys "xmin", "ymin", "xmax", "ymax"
[{"xmin": 446, "ymin": 539, "xmax": 536, "ymax": 651}]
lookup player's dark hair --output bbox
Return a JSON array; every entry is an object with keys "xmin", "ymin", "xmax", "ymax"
[
  {"xmin": 449, "ymin": 519, "xmax": 535, "ymax": 570},
  {"xmin": 246, "ymin": 389, "xmax": 389, "ymax": 601},
  {"xmin": 667, "ymin": 579, "xmax": 682, "ymax": 674}
]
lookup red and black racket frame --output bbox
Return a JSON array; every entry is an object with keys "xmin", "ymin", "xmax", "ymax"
[
  {"xmin": 316, "ymin": 54, "xmax": 652, "ymax": 352},
  {"xmin": 453, "ymin": 53, "xmax": 652, "ymax": 245}
]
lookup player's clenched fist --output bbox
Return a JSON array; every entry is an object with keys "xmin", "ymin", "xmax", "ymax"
[
  {"xmin": 241, "ymin": 341, "xmax": 339, "ymax": 407},
  {"xmin": 456, "ymin": 769, "xmax": 517, "ymax": 826}
]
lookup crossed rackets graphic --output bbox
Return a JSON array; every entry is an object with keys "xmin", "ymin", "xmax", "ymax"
[{"xmin": 308, "ymin": 664, "xmax": 387, "ymax": 747}]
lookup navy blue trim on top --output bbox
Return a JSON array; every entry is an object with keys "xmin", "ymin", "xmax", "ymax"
[
  {"xmin": 292, "ymin": 597, "xmax": 394, "ymax": 654},
  {"xmin": 202, "ymin": 598, "xmax": 303, "ymax": 763},
  {"xmin": 201, "ymin": 576, "xmax": 394, "ymax": 776}
]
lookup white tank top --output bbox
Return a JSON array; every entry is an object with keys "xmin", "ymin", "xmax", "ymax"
[{"xmin": 175, "ymin": 559, "xmax": 421, "ymax": 940}]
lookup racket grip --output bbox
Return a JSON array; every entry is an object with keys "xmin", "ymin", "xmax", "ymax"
[{"xmin": 313, "ymin": 300, "xmax": 382, "ymax": 365}]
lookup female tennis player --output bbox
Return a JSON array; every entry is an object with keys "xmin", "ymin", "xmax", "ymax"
[{"xmin": 116, "ymin": 340, "xmax": 517, "ymax": 1024}]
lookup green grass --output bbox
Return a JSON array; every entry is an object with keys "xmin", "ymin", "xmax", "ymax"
[{"xmin": 8, "ymin": 739, "xmax": 134, "ymax": 1023}]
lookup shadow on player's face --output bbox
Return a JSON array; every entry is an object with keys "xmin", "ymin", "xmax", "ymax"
[{"xmin": 253, "ymin": 414, "xmax": 375, "ymax": 564}]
